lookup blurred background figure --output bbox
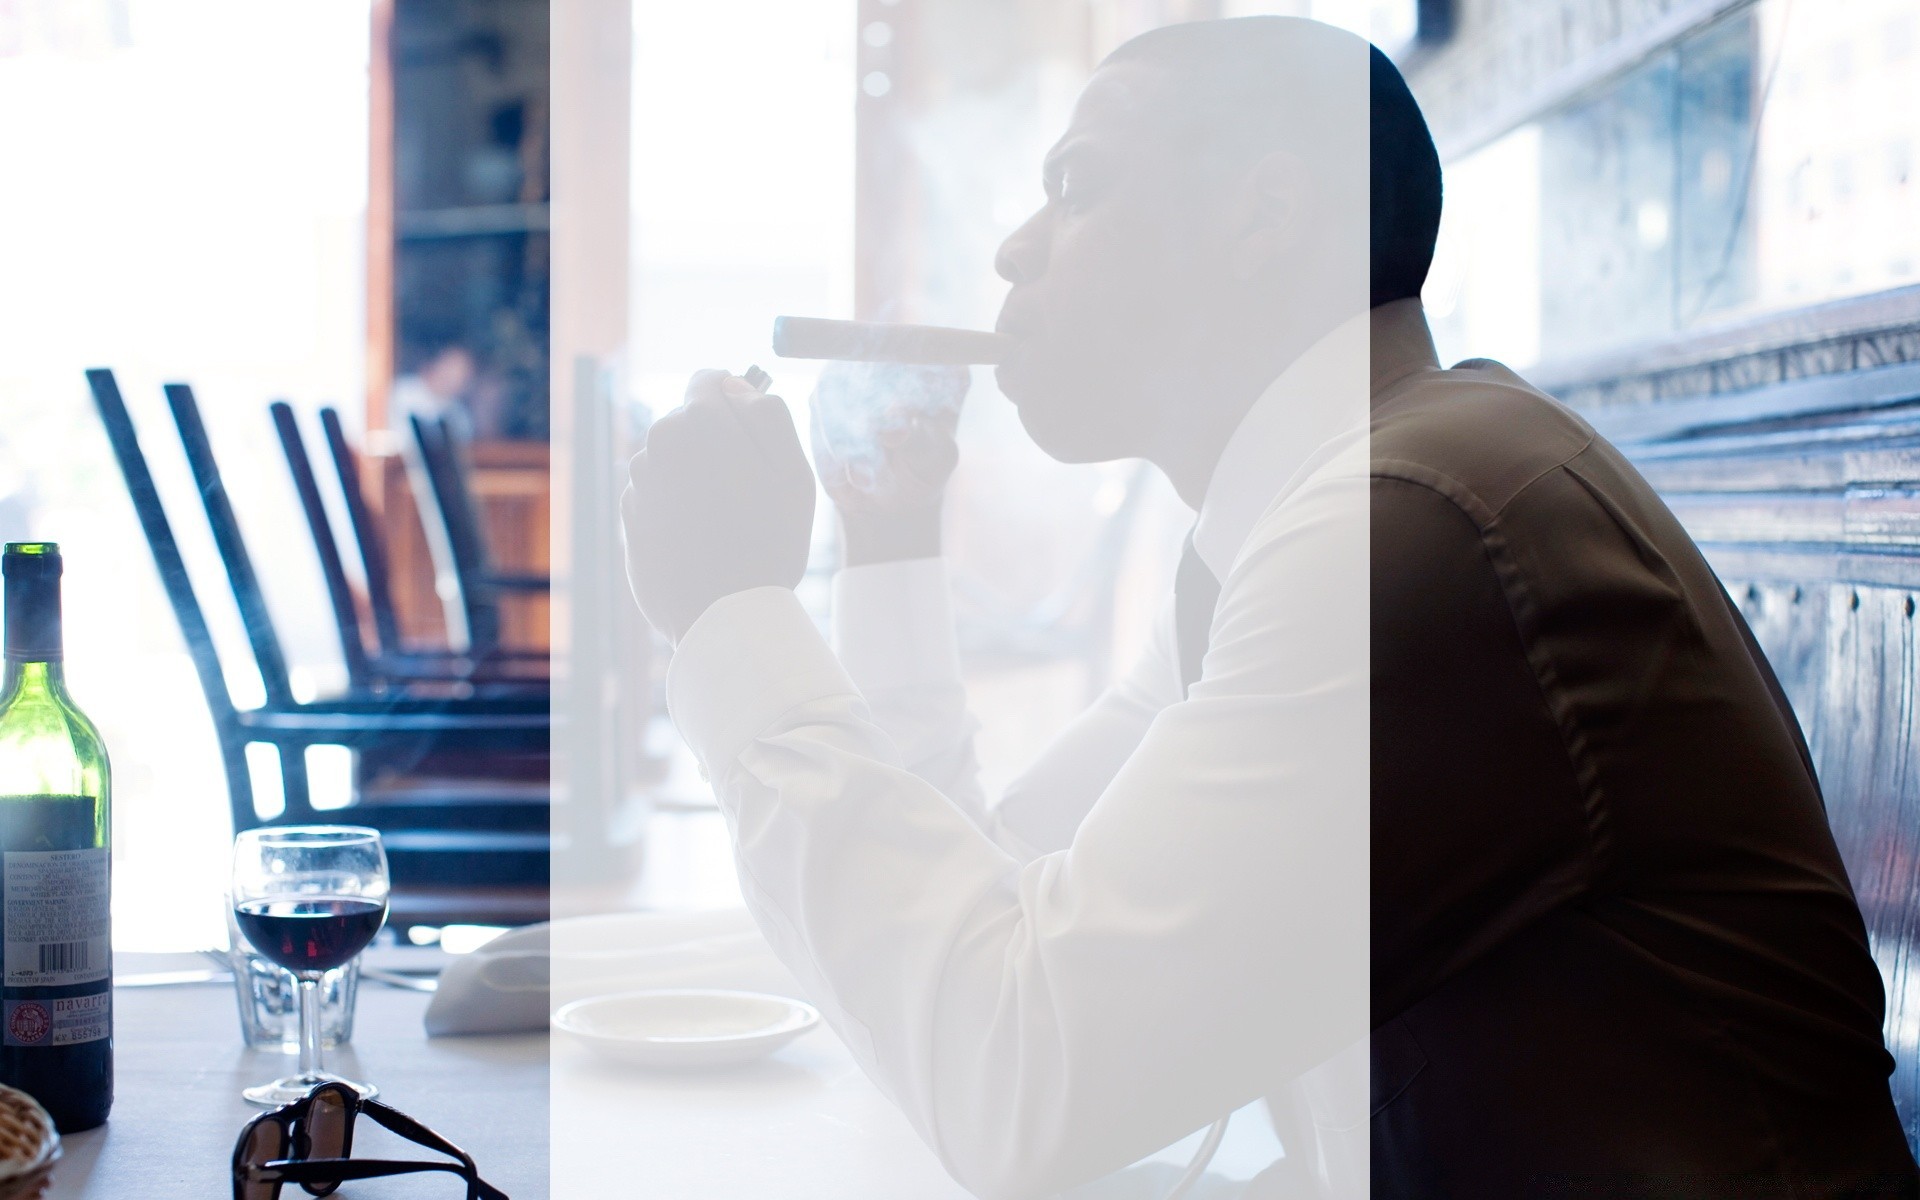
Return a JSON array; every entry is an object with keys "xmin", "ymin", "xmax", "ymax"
[{"xmin": 392, "ymin": 342, "xmax": 479, "ymax": 441}]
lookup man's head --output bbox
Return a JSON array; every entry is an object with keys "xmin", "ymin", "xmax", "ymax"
[{"xmin": 993, "ymin": 17, "xmax": 1441, "ymax": 465}]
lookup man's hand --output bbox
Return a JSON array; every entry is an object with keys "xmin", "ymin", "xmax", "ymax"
[
  {"xmin": 809, "ymin": 363, "xmax": 967, "ymax": 566},
  {"xmin": 622, "ymin": 370, "xmax": 816, "ymax": 643}
]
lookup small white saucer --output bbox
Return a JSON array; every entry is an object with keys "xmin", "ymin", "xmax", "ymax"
[{"xmin": 552, "ymin": 988, "xmax": 820, "ymax": 1069}]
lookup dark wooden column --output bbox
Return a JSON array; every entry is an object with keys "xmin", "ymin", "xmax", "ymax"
[{"xmin": 367, "ymin": 0, "xmax": 396, "ymax": 436}]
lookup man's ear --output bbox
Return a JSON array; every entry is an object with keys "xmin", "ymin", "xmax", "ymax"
[{"xmin": 1227, "ymin": 150, "xmax": 1310, "ymax": 281}]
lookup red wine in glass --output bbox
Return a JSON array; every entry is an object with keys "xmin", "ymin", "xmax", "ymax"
[
  {"xmin": 231, "ymin": 826, "xmax": 389, "ymax": 1105},
  {"xmin": 235, "ymin": 898, "xmax": 387, "ymax": 974}
]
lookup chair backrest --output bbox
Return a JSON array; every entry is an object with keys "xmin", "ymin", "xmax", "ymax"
[
  {"xmin": 318, "ymin": 407, "xmax": 408, "ymax": 659},
  {"xmin": 270, "ymin": 402, "xmax": 374, "ymax": 690},
  {"xmin": 162, "ymin": 383, "xmax": 296, "ymax": 706},
  {"xmin": 405, "ymin": 411, "xmax": 500, "ymax": 652},
  {"xmin": 85, "ymin": 369, "xmax": 257, "ymax": 830}
]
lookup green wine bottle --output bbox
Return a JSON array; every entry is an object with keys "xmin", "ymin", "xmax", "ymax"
[{"xmin": 0, "ymin": 543, "xmax": 112, "ymax": 1132}]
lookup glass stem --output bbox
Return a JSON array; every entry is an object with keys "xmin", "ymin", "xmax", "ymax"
[{"xmin": 297, "ymin": 974, "xmax": 324, "ymax": 1079}]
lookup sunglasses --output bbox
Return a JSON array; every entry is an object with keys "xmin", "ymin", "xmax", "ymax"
[{"xmin": 232, "ymin": 1081, "xmax": 508, "ymax": 1200}]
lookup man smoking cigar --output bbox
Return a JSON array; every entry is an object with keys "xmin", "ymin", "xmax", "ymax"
[{"xmin": 623, "ymin": 16, "xmax": 1918, "ymax": 1198}]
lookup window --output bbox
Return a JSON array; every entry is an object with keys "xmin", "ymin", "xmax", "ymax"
[
  {"xmin": 1426, "ymin": 0, "xmax": 1920, "ymax": 372},
  {"xmin": 0, "ymin": 0, "xmax": 372, "ymax": 949},
  {"xmin": 1303, "ymin": 0, "xmax": 1445, "ymax": 59}
]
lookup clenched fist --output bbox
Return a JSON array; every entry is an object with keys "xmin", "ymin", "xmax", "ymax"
[{"xmin": 621, "ymin": 370, "xmax": 817, "ymax": 643}]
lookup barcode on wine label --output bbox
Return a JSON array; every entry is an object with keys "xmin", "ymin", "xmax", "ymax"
[{"xmin": 37, "ymin": 941, "xmax": 89, "ymax": 974}]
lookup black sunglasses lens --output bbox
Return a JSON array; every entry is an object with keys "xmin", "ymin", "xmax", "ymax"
[
  {"xmin": 307, "ymin": 1086, "xmax": 351, "ymax": 1157},
  {"xmin": 240, "ymin": 1119, "xmax": 288, "ymax": 1200},
  {"xmin": 298, "ymin": 1086, "xmax": 353, "ymax": 1198}
]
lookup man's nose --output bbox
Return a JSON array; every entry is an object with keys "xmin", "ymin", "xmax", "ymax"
[{"xmin": 994, "ymin": 207, "xmax": 1049, "ymax": 285}]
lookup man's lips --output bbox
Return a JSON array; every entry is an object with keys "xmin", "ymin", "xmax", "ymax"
[
  {"xmin": 992, "ymin": 344, "xmax": 1032, "ymax": 401},
  {"xmin": 992, "ymin": 318, "xmax": 1035, "ymax": 366},
  {"xmin": 992, "ymin": 303, "xmax": 1039, "ymax": 396},
  {"xmin": 993, "ymin": 296, "xmax": 1038, "ymax": 340}
]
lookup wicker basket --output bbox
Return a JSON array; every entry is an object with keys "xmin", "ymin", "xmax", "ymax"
[{"xmin": 0, "ymin": 1086, "xmax": 58, "ymax": 1200}]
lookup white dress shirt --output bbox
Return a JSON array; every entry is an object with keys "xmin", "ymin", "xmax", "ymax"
[{"xmin": 663, "ymin": 305, "xmax": 1422, "ymax": 1197}]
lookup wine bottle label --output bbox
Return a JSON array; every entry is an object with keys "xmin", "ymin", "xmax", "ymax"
[
  {"xmin": 3, "ymin": 849, "xmax": 110, "ymax": 988},
  {"xmin": 2, "ymin": 992, "xmax": 108, "ymax": 1047}
]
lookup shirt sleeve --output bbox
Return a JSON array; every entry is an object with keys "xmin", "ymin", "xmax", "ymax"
[
  {"xmin": 830, "ymin": 558, "xmax": 987, "ymax": 822},
  {"xmin": 830, "ymin": 557, "xmax": 1182, "ymax": 862},
  {"xmin": 666, "ymin": 467, "xmax": 1370, "ymax": 1199},
  {"xmin": 989, "ymin": 593, "xmax": 1183, "ymax": 856}
]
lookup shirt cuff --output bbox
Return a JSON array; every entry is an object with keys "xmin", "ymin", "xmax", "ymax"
[
  {"xmin": 831, "ymin": 557, "xmax": 963, "ymax": 694},
  {"xmin": 666, "ymin": 586, "xmax": 858, "ymax": 778}
]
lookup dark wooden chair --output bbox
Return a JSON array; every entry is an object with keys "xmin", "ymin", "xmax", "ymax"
[
  {"xmin": 320, "ymin": 406, "xmax": 411, "ymax": 673},
  {"xmin": 404, "ymin": 411, "xmax": 548, "ymax": 657},
  {"xmin": 271, "ymin": 400, "xmax": 380, "ymax": 690},
  {"xmin": 272, "ymin": 402, "xmax": 545, "ymax": 697},
  {"xmin": 164, "ymin": 381, "xmax": 550, "ymax": 789},
  {"xmin": 86, "ymin": 369, "xmax": 548, "ymax": 929},
  {"xmin": 275, "ymin": 401, "xmax": 548, "ymax": 800}
]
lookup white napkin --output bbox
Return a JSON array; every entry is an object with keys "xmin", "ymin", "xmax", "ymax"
[{"xmin": 424, "ymin": 908, "xmax": 797, "ymax": 1036}]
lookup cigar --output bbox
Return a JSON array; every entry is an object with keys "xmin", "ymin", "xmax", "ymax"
[{"xmin": 771, "ymin": 317, "xmax": 1014, "ymax": 366}]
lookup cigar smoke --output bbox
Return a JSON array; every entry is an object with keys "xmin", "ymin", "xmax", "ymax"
[
  {"xmin": 769, "ymin": 317, "xmax": 988, "ymax": 496},
  {"xmin": 808, "ymin": 359, "xmax": 967, "ymax": 495}
]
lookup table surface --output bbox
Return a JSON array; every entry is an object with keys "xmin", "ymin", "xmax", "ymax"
[
  {"xmin": 556, "ymin": 811, "xmax": 976, "ymax": 1197},
  {"xmin": 44, "ymin": 953, "xmax": 548, "ymax": 1199},
  {"xmin": 553, "ymin": 1021, "xmax": 972, "ymax": 1199},
  {"xmin": 37, "ymin": 806, "xmax": 1283, "ymax": 1199},
  {"xmin": 548, "ymin": 819, "xmax": 1287, "ymax": 1200},
  {"xmin": 551, "ymin": 1012, "xmax": 1282, "ymax": 1200}
]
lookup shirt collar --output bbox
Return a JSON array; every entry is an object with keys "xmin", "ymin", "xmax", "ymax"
[{"xmin": 1190, "ymin": 299, "xmax": 1441, "ymax": 580}]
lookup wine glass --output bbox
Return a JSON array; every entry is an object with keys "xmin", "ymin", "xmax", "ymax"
[{"xmin": 231, "ymin": 826, "xmax": 390, "ymax": 1105}]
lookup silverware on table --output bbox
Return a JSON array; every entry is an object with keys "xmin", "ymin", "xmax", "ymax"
[
  {"xmin": 120, "ymin": 951, "xmax": 441, "ymax": 992},
  {"xmin": 361, "ymin": 967, "xmax": 439, "ymax": 994},
  {"xmin": 115, "ymin": 968, "xmax": 233, "ymax": 988}
]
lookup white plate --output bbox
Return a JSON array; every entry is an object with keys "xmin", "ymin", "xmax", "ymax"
[{"xmin": 552, "ymin": 988, "xmax": 820, "ymax": 1069}]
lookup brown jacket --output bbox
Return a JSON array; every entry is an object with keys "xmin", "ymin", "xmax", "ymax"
[{"xmin": 1365, "ymin": 320, "xmax": 1916, "ymax": 1195}]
